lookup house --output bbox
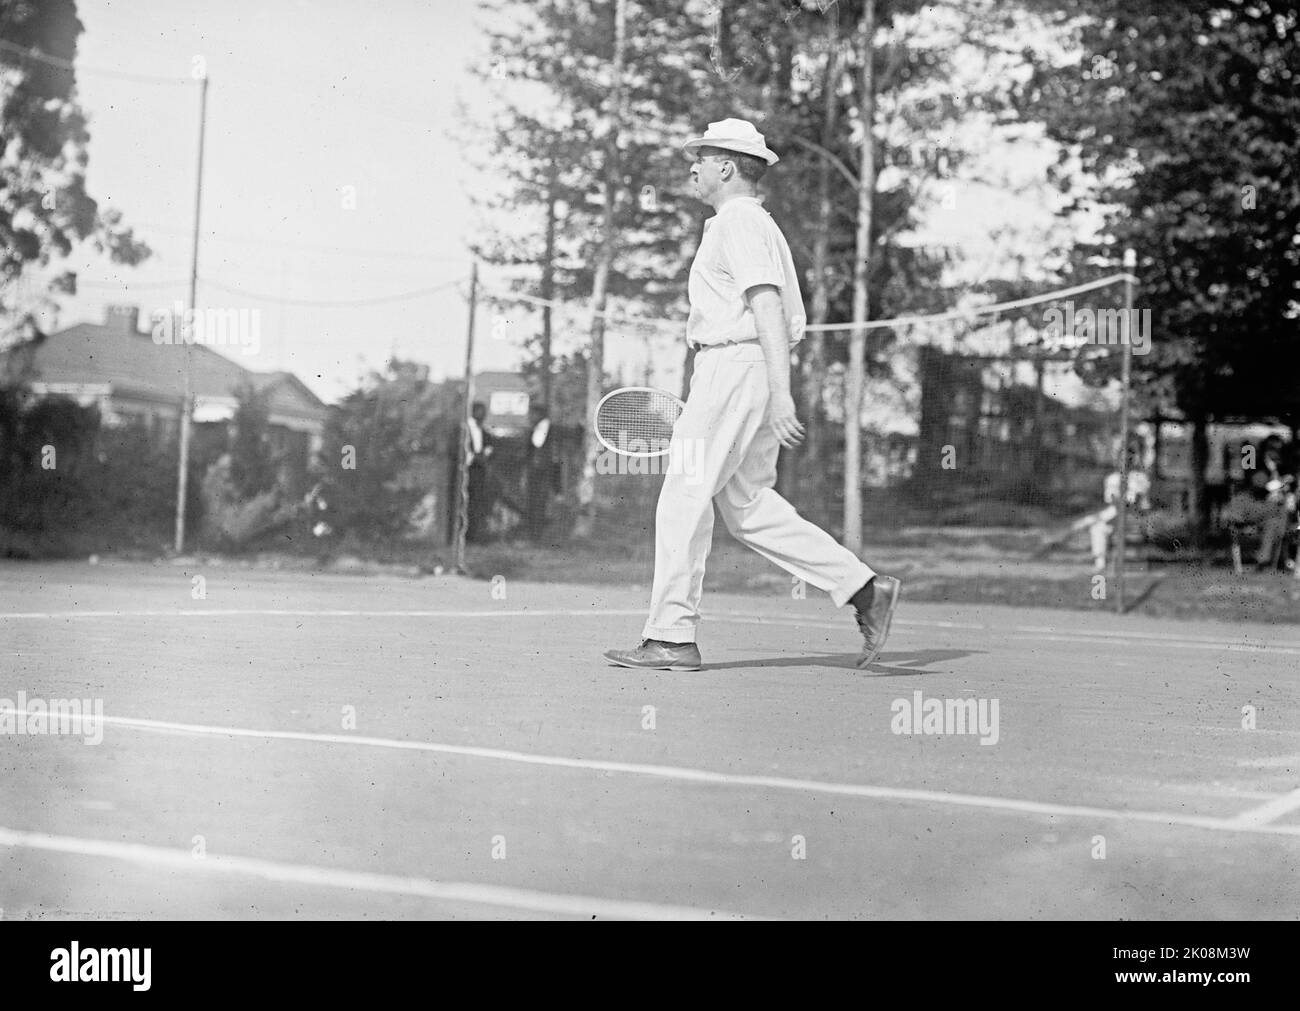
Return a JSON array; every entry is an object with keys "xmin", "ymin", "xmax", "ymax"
[{"xmin": 2, "ymin": 305, "xmax": 329, "ymax": 484}]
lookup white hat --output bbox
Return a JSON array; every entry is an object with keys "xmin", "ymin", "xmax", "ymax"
[{"xmin": 682, "ymin": 117, "xmax": 779, "ymax": 166}]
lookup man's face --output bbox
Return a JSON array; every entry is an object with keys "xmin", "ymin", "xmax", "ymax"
[
  {"xmin": 689, "ymin": 149, "xmax": 731, "ymax": 203},
  {"xmin": 472, "ymin": 405, "xmax": 486, "ymax": 423}
]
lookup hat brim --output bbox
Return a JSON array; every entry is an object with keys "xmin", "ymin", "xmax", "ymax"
[{"xmin": 681, "ymin": 137, "xmax": 779, "ymax": 165}]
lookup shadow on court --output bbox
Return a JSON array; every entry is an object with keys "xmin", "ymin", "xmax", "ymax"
[{"xmin": 700, "ymin": 647, "xmax": 979, "ymax": 673}]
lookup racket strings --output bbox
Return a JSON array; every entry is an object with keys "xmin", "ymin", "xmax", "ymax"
[{"xmin": 595, "ymin": 390, "xmax": 681, "ymax": 455}]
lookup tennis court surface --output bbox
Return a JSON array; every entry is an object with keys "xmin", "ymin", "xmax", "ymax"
[{"xmin": 2, "ymin": 560, "xmax": 1297, "ymax": 920}]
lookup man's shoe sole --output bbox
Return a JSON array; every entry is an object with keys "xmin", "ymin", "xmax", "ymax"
[{"xmin": 856, "ymin": 578, "xmax": 901, "ymax": 670}]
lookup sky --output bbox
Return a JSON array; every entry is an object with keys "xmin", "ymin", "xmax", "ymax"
[
  {"xmin": 36, "ymin": 0, "xmax": 512, "ymax": 401},
  {"xmin": 29, "ymin": 0, "xmax": 1090, "ymax": 406}
]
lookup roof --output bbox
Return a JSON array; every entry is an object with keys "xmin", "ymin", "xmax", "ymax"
[
  {"xmin": 243, "ymin": 369, "xmax": 329, "ymax": 421},
  {"xmin": 7, "ymin": 317, "xmax": 328, "ymax": 421}
]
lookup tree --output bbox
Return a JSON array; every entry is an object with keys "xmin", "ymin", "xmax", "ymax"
[
  {"xmin": 574, "ymin": 0, "xmax": 628, "ymax": 539},
  {"xmin": 467, "ymin": 1, "xmax": 708, "ymax": 326},
  {"xmin": 229, "ymin": 382, "xmax": 277, "ymax": 499},
  {"xmin": 844, "ymin": 0, "xmax": 876, "ymax": 553},
  {"xmin": 317, "ymin": 359, "xmax": 453, "ymax": 542},
  {"xmin": 470, "ymin": 0, "xmax": 1038, "ymax": 541},
  {"xmin": 0, "ymin": 0, "xmax": 151, "ymax": 352},
  {"xmin": 1016, "ymin": 0, "xmax": 1300, "ymax": 544}
]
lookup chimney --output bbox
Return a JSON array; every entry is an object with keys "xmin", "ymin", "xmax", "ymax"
[{"xmin": 104, "ymin": 305, "xmax": 140, "ymax": 334}]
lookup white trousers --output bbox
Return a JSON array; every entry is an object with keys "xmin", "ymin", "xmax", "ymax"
[{"xmin": 643, "ymin": 341, "xmax": 876, "ymax": 643}]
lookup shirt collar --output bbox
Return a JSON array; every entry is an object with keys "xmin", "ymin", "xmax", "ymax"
[{"xmin": 703, "ymin": 195, "xmax": 766, "ymax": 232}]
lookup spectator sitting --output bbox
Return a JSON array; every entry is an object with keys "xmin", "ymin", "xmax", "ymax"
[{"xmin": 1220, "ymin": 435, "xmax": 1295, "ymax": 570}]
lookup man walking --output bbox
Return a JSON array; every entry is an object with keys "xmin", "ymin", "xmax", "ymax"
[{"xmin": 603, "ymin": 118, "xmax": 900, "ymax": 672}]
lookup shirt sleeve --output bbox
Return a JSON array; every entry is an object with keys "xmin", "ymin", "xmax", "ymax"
[{"xmin": 716, "ymin": 208, "xmax": 785, "ymax": 294}]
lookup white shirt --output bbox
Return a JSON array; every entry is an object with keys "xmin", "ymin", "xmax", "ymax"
[
  {"xmin": 467, "ymin": 417, "xmax": 484, "ymax": 456},
  {"xmin": 530, "ymin": 417, "xmax": 550, "ymax": 450},
  {"xmin": 1103, "ymin": 470, "xmax": 1150, "ymax": 507},
  {"xmin": 685, "ymin": 196, "xmax": 806, "ymax": 348}
]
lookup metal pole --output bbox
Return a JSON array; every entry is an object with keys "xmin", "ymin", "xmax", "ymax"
[
  {"xmin": 1114, "ymin": 247, "xmax": 1136, "ymax": 614},
  {"xmin": 453, "ymin": 260, "xmax": 479, "ymax": 573},
  {"xmin": 174, "ymin": 73, "xmax": 208, "ymax": 554}
]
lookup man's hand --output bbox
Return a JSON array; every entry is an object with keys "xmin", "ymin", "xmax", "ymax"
[
  {"xmin": 746, "ymin": 284, "xmax": 805, "ymax": 449},
  {"xmin": 767, "ymin": 390, "xmax": 805, "ymax": 449}
]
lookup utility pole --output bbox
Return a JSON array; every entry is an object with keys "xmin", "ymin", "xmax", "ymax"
[
  {"xmin": 174, "ymin": 72, "xmax": 208, "ymax": 554},
  {"xmin": 453, "ymin": 260, "xmax": 480, "ymax": 573}
]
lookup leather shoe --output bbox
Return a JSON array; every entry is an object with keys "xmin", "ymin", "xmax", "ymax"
[
  {"xmin": 604, "ymin": 639, "xmax": 703, "ymax": 671},
  {"xmin": 854, "ymin": 575, "xmax": 901, "ymax": 669}
]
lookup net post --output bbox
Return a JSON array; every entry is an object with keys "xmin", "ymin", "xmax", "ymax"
[{"xmin": 1114, "ymin": 249, "xmax": 1137, "ymax": 614}]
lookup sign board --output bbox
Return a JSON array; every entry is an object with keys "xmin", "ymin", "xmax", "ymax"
[{"xmin": 489, "ymin": 390, "xmax": 530, "ymax": 417}]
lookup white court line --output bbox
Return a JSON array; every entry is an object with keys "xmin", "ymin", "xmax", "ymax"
[
  {"xmin": 1000, "ymin": 633, "xmax": 1300, "ymax": 656},
  {"xmin": 0, "ymin": 826, "xmax": 758, "ymax": 921},
  {"xmin": 1228, "ymin": 787, "xmax": 1300, "ymax": 828},
  {"xmin": 1238, "ymin": 754, "xmax": 1300, "ymax": 769},
  {"xmin": 3, "ymin": 605, "xmax": 1297, "ymax": 656},
  {"xmin": 6, "ymin": 708, "xmax": 1299, "ymax": 839},
  {"xmin": 1009, "ymin": 623, "xmax": 1293, "ymax": 646},
  {"xmin": 0, "ymin": 608, "xmax": 647, "ymax": 620}
]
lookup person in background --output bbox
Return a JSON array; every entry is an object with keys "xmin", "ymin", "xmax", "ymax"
[
  {"xmin": 465, "ymin": 400, "xmax": 494, "ymax": 543},
  {"xmin": 1220, "ymin": 434, "xmax": 1296, "ymax": 571},
  {"xmin": 1090, "ymin": 444, "xmax": 1152, "ymax": 572},
  {"xmin": 1246, "ymin": 435, "xmax": 1293, "ymax": 569},
  {"xmin": 1081, "ymin": 436, "xmax": 1154, "ymax": 571},
  {"xmin": 525, "ymin": 403, "xmax": 553, "ymax": 541}
]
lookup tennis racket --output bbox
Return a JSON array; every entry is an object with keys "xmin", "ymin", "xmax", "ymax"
[{"xmin": 593, "ymin": 386, "xmax": 685, "ymax": 458}]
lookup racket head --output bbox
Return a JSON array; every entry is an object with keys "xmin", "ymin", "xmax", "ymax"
[{"xmin": 593, "ymin": 386, "xmax": 685, "ymax": 458}]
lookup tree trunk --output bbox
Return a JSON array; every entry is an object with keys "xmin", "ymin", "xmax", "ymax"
[
  {"xmin": 573, "ymin": 0, "xmax": 626, "ymax": 540},
  {"xmin": 1190, "ymin": 414, "xmax": 1210, "ymax": 554},
  {"xmin": 1152, "ymin": 413, "xmax": 1163, "ymax": 479},
  {"xmin": 844, "ymin": 0, "xmax": 875, "ymax": 554},
  {"xmin": 773, "ymin": 18, "xmax": 794, "ymax": 111},
  {"xmin": 540, "ymin": 157, "xmax": 558, "ymax": 417},
  {"xmin": 804, "ymin": 11, "xmax": 841, "ymax": 528}
]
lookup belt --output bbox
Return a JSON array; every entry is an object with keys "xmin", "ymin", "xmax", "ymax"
[{"xmin": 689, "ymin": 337, "xmax": 761, "ymax": 353}]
